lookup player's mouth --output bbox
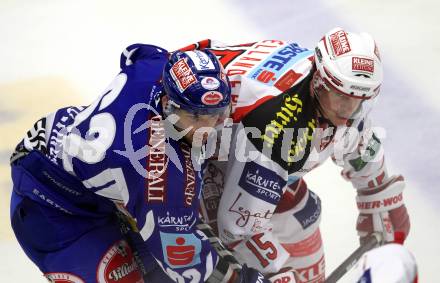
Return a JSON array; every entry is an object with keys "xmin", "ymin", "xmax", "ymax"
[{"xmin": 337, "ymin": 114, "xmax": 350, "ymax": 120}]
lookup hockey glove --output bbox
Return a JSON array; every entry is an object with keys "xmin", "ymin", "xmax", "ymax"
[{"xmin": 356, "ymin": 175, "xmax": 410, "ymax": 244}]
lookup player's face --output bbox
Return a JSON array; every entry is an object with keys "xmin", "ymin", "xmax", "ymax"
[
  {"xmin": 162, "ymin": 95, "xmax": 231, "ymax": 145},
  {"xmin": 317, "ymin": 87, "xmax": 362, "ymax": 126},
  {"xmin": 174, "ymin": 109, "xmax": 221, "ymax": 145}
]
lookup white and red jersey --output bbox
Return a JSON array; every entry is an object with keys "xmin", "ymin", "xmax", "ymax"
[
  {"xmin": 182, "ymin": 40, "xmax": 393, "ymax": 275},
  {"xmin": 342, "ymin": 244, "xmax": 418, "ymax": 283}
]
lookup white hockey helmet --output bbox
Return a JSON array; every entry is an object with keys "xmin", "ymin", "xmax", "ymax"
[{"xmin": 314, "ymin": 27, "xmax": 383, "ymax": 99}]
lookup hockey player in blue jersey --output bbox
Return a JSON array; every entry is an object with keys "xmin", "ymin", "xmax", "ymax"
[{"xmin": 9, "ymin": 44, "xmax": 267, "ymax": 283}]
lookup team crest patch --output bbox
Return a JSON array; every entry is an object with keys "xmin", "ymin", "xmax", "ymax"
[{"xmin": 97, "ymin": 240, "xmax": 144, "ymax": 283}]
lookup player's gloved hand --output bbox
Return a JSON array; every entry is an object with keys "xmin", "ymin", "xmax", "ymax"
[
  {"xmin": 356, "ymin": 175, "xmax": 410, "ymax": 244},
  {"xmin": 237, "ymin": 264, "xmax": 270, "ymax": 283}
]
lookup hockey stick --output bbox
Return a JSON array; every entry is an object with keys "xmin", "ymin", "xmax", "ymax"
[{"xmin": 324, "ymin": 233, "xmax": 382, "ymax": 283}]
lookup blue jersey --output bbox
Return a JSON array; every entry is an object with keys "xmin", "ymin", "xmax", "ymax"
[{"xmin": 10, "ymin": 44, "xmax": 218, "ymax": 282}]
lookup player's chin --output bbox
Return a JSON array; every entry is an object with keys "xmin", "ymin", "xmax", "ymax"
[{"xmin": 330, "ymin": 113, "xmax": 350, "ymax": 126}]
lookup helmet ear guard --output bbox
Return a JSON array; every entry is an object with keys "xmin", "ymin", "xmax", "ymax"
[{"xmin": 314, "ymin": 27, "xmax": 383, "ymax": 100}]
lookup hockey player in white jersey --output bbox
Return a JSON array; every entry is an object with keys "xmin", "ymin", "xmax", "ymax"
[
  {"xmin": 181, "ymin": 28, "xmax": 411, "ymax": 283},
  {"xmin": 342, "ymin": 240, "xmax": 417, "ymax": 283}
]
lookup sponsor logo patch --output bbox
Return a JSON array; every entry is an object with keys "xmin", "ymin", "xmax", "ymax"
[
  {"xmin": 201, "ymin": 91, "xmax": 223, "ymax": 105},
  {"xmin": 160, "ymin": 232, "xmax": 202, "ymax": 268},
  {"xmin": 238, "ymin": 161, "xmax": 286, "ymax": 204},
  {"xmin": 293, "ymin": 191, "xmax": 321, "ymax": 229},
  {"xmin": 270, "ymin": 272, "xmax": 295, "ymax": 283},
  {"xmin": 181, "ymin": 143, "xmax": 197, "ymax": 207},
  {"xmin": 274, "ymin": 69, "xmax": 302, "ymax": 91},
  {"xmin": 352, "ymin": 57, "xmax": 374, "ymax": 74},
  {"xmin": 157, "ymin": 211, "xmax": 196, "ymax": 232},
  {"xmin": 295, "ymin": 255, "xmax": 325, "ymax": 283},
  {"xmin": 31, "ymin": 188, "xmax": 72, "ymax": 214},
  {"xmin": 329, "ymin": 30, "xmax": 351, "ymax": 56},
  {"xmin": 186, "ymin": 50, "xmax": 215, "ymax": 71},
  {"xmin": 257, "ymin": 70, "xmax": 276, "ymax": 83},
  {"xmin": 228, "ymin": 193, "xmax": 274, "ymax": 228},
  {"xmin": 350, "ymin": 85, "xmax": 371, "ymax": 92},
  {"xmin": 170, "ymin": 58, "xmax": 197, "ymax": 92},
  {"xmin": 248, "ymin": 43, "xmax": 313, "ymax": 87},
  {"xmin": 201, "ymin": 77, "xmax": 220, "ymax": 90},
  {"xmin": 146, "ymin": 115, "xmax": 167, "ymax": 203},
  {"xmin": 45, "ymin": 272, "xmax": 85, "ymax": 283},
  {"xmin": 97, "ymin": 240, "xmax": 144, "ymax": 283},
  {"xmin": 357, "ymin": 193, "xmax": 403, "ymax": 210}
]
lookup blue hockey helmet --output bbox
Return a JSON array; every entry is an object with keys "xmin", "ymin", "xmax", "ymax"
[{"xmin": 162, "ymin": 49, "xmax": 231, "ymax": 116}]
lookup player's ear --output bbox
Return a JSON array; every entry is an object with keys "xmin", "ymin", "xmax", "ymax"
[{"xmin": 161, "ymin": 94, "xmax": 169, "ymax": 109}]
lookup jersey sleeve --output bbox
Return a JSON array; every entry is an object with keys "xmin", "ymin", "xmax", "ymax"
[{"xmin": 331, "ymin": 116, "xmax": 391, "ymax": 190}]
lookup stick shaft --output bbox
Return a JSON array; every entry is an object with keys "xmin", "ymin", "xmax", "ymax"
[{"xmin": 325, "ymin": 235, "xmax": 380, "ymax": 283}]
